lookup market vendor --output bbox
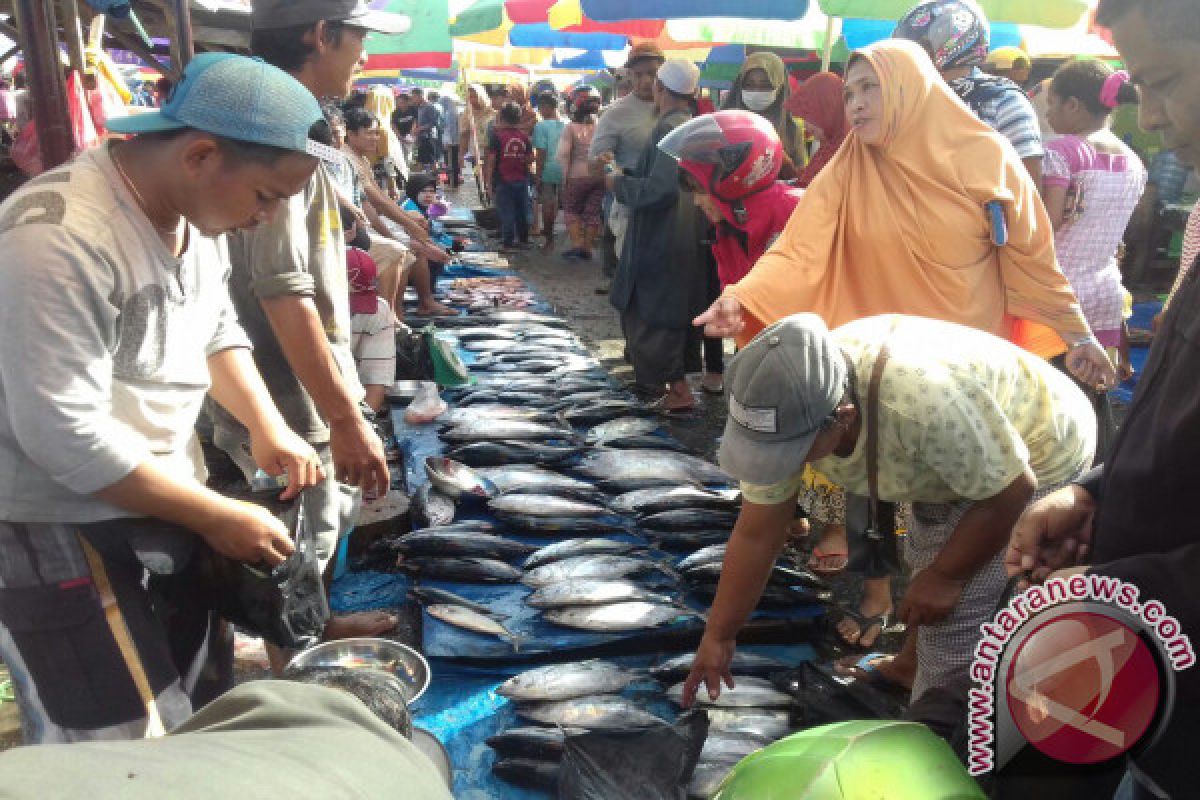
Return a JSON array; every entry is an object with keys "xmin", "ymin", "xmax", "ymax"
[
  {"xmin": 681, "ymin": 313, "xmax": 1095, "ymax": 704},
  {"xmin": 0, "ymin": 54, "xmax": 326, "ymax": 743}
]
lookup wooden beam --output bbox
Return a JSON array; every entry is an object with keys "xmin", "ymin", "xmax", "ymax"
[
  {"xmin": 11, "ymin": 0, "xmax": 74, "ymax": 169},
  {"xmin": 59, "ymin": 0, "xmax": 87, "ymax": 77},
  {"xmin": 0, "ymin": 19, "xmax": 19, "ymax": 42}
]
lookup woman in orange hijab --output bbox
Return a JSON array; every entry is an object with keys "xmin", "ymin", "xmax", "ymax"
[
  {"xmin": 788, "ymin": 72, "xmax": 850, "ymax": 188},
  {"xmin": 695, "ymin": 40, "xmax": 1114, "ymax": 390}
]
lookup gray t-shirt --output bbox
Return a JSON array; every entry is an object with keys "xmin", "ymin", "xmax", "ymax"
[
  {"xmin": 589, "ymin": 94, "xmax": 657, "ymax": 171},
  {"xmin": 0, "ymin": 144, "xmax": 250, "ymax": 523},
  {"xmin": 216, "ymin": 164, "xmax": 363, "ymax": 444}
]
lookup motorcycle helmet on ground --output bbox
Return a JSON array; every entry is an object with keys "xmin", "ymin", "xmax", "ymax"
[
  {"xmin": 659, "ymin": 109, "xmax": 784, "ymax": 224},
  {"xmin": 711, "ymin": 719, "xmax": 986, "ymax": 800}
]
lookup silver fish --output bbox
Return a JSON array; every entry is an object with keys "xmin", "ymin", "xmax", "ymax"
[
  {"xmin": 699, "ymin": 732, "xmax": 770, "ymax": 764},
  {"xmin": 611, "ymin": 487, "xmax": 741, "ymax": 516},
  {"xmin": 409, "ymin": 586, "xmax": 504, "ymax": 619},
  {"xmin": 688, "ymin": 761, "xmax": 737, "ymax": 799},
  {"xmin": 705, "ymin": 709, "xmax": 792, "ymax": 740},
  {"xmin": 486, "ymin": 726, "xmax": 586, "ymax": 759},
  {"xmin": 473, "ymin": 466, "xmax": 597, "ymax": 495},
  {"xmin": 496, "ymin": 660, "xmax": 639, "ymax": 702},
  {"xmin": 388, "ymin": 530, "xmax": 534, "ymax": 561},
  {"xmin": 426, "ymin": 604, "xmax": 521, "ymax": 651},
  {"xmin": 543, "ymin": 601, "xmax": 699, "ymax": 633},
  {"xmin": 577, "ymin": 450, "xmax": 730, "ymax": 492},
  {"xmin": 522, "ymin": 555, "xmax": 674, "ymax": 588},
  {"xmin": 441, "ymin": 420, "xmax": 572, "ymax": 443},
  {"xmin": 525, "ymin": 579, "xmax": 672, "ymax": 609},
  {"xmin": 677, "ymin": 544, "xmax": 728, "ymax": 572},
  {"xmin": 523, "ymin": 539, "xmax": 642, "ymax": 569},
  {"xmin": 489, "ymin": 493, "xmax": 612, "ymax": 519},
  {"xmin": 517, "ymin": 694, "xmax": 666, "ymax": 730},
  {"xmin": 438, "ymin": 406, "xmax": 558, "ymax": 427},
  {"xmin": 585, "ymin": 417, "xmax": 661, "ymax": 444},
  {"xmin": 412, "ymin": 484, "xmax": 456, "ymax": 528},
  {"xmin": 639, "ymin": 509, "xmax": 740, "ymax": 532},
  {"xmin": 667, "ymin": 676, "xmax": 793, "ymax": 708},
  {"xmin": 649, "ymin": 652, "xmax": 790, "ymax": 683}
]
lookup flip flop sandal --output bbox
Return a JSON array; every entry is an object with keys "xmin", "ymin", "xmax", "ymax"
[
  {"xmin": 832, "ymin": 606, "xmax": 903, "ymax": 649},
  {"xmin": 837, "ymin": 651, "xmax": 912, "ymax": 694},
  {"xmin": 807, "ymin": 546, "xmax": 850, "ymax": 576},
  {"xmin": 648, "ymin": 395, "xmax": 697, "ymax": 415}
]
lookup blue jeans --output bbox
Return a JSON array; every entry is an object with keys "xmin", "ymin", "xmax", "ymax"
[{"xmin": 495, "ymin": 180, "xmax": 530, "ymax": 245}]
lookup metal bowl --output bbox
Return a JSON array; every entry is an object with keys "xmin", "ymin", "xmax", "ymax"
[
  {"xmin": 286, "ymin": 638, "xmax": 431, "ymax": 704},
  {"xmin": 411, "ymin": 728, "xmax": 453, "ymax": 788},
  {"xmin": 387, "ymin": 380, "xmax": 426, "ymax": 402},
  {"xmin": 424, "ymin": 455, "xmax": 498, "ymax": 500}
]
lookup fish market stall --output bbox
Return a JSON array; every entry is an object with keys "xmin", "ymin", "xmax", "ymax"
[{"xmin": 328, "ymin": 229, "xmax": 836, "ymax": 798}]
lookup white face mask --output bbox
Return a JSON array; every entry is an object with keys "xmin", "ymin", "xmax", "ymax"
[{"xmin": 741, "ymin": 90, "xmax": 776, "ymax": 112}]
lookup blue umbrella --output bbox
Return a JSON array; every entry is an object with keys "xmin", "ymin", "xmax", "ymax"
[
  {"xmin": 551, "ymin": 50, "xmax": 612, "ymax": 69},
  {"xmin": 581, "ymin": 0, "xmax": 809, "ymax": 21},
  {"xmin": 840, "ymin": 17, "xmax": 1023, "ymax": 51},
  {"xmin": 509, "ymin": 23, "xmax": 628, "ymax": 50}
]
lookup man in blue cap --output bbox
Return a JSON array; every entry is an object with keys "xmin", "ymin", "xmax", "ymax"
[
  {"xmin": 0, "ymin": 53, "xmax": 328, "ymax": 743},
  {"xmin": 208, "ymin": 0, "xmax": 424, "ymax": 652}
]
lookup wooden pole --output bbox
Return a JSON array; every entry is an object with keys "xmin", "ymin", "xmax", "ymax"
[
  {"xmin": 820, "ymin": 14, "xmax": 836, "ymax": 72},
  {"xmin": 11, "ymin": 0, "xmax": 75, "ymax": 169},
  {"xmin": 60, "ymin": 0, "xmax": 87, "ymax": 78},
  {"xmin": 164, "ymin": 0, "xmax": 195, "ymax": 70}
]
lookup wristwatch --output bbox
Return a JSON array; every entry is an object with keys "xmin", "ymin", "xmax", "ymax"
[{"xmin": 1068, "ymin": 334, "xmax": 1101, "ymax": 350}]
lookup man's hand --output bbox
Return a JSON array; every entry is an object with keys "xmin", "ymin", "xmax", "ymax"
[
  {"xmin": 1065, "ymin": 341, "xmax": 1117, "ymax": 392},
  {"xmin": 329, "ymin": 414, "xmax": 390, "ymax": 496},
  {"xmin": 898, "ymin": 567, "xmax": 967, "ymax": 627},
  {"xmin": 694, "ymin": 294, "xmax": 746, "ymax": 338},
  {"xmin": 1004, "ymin": 484, "xmax": 1096, "ymax": 583},
  {"xmin": 680, "ymin": 634, "xmax": 737, "ymax": 707},
  {"xmin": 196, "ymin": 499, "xmax": 295, "ymax": 567},
  {"xmin": 249, "ymin": 424, "xmax": 325, "ymax": 502}
]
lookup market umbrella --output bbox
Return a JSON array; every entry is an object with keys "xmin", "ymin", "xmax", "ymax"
[
  {"xmin": 449, "ymin": 0, "xmax": 506, "ymax": 36},
  {"xmin": 548, "ymin": 0, "xmax": 666, "ymax": 36},
  {"xmin": 551, "ymin": 48, "xmax": 624, "ymax": 69},
  {"xmin": 839, "ymin": 17, "xmax": 1023, "ymax": 50},
  {"xmin": 666, "ymin": 9, "xmax": 834, "ymax": 50},
  {"xmin": 817, "ymin": 0, "xmax": 1090, "ymax": 28},
  {"xmin": 509, "ymin": 23, "xmax": 628, "ymax": 50},
  {"xmin": 365, "ymin": 0, "xmax": 453, "ymax": 70},
  {"xmin": 506, "ymin": 0, "xmax": 556, "ymax": 23},
  {"xmin": 581, "ymin": 0, "xmax": 810, "ymax": 21}
]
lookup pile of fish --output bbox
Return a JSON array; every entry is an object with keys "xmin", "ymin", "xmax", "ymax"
[{"xmin": 487, "ymin": 655, "xmax": 799, "ymax": 797}]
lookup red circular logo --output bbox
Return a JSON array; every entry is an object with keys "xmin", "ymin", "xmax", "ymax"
[{"xmin": 1005, "ymin": 611, "xmax": 1161, "ymax": 765}]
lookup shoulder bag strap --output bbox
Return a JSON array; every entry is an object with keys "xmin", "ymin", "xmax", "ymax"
[{"xmin": 864, "ymin": 322, "xmax": 898, "ymax": 538}]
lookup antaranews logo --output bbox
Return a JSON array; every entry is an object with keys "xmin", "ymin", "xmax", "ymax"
[{"xmin": 967, "ymin": 573, "xmax": 1195, "ymax": 776}]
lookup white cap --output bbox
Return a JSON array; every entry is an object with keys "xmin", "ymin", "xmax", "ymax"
[{"xmin": 657, "ymin": 59, "xmax": 700, "ymax": 96}]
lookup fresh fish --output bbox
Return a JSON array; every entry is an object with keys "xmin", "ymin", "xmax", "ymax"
[
  {"xmin": 523, "ymin": 538, "xmax": 643, "ymax": 569},
  {"xmin": 486, "ymin": 726, "xmax": 584, "ymax": 759},
  {"xmin": 517, "ymin": 694, "xmax": 667, "ymax": 730},
  {"xmin": 447, "ymin": 440, "xmax": 585, "ymax": 467},
  {"xmin": 489, "ymin": 493, "xmax": 612, "ymax": 519},
  {"xmin": 667, "ymin": 676, "xmax": 793, "ymax": 708},
  {"xmin": 688, "ymin": 761, "xmax": 737, "ymax": 799},
  {"xmin": 411, "ymin": 484, "xmax": 456, "ymax": 528},
  {"xmin": 688, "ymin": 582, "xmax": 834, "ymax": 608},
  {"xmin": 481, "ymin": 358, "xmax": 564, "ymax": 374},
  {"xmin": 700, "ymin": 732, "xmax": 770, "ymax": 763},
  {"xmin": 585, "ymin": 417, "xmax": 660, "ymax": 444},
  {"xmin": 441, "ymin": 420, "xmax": 574, "ymax": 443},
  {"xmin": 407, "ymin": 520, "xmax": 497, "ymax": 535},
  {"xmin": 461, "ymin": 339, "xmax": 517, "ymax": 352},
  {"xmin": 522, "ymin": 555, "xmax": 675, "ymax": 588},
  {"xmin": 495, "ymin": 516, "xmax": 628, "ymax": 536},
  {"xmin": 437, "ymin": 406, "xmax": 557, "ymax": 427},
  {"xmin": 484, "ymin": 310, "xmax": 569, "ymax": 327},
  {"xmin": 457, "ymin": 328, "xmax": 518, "ymax": 341},
  {"xmin": 547, "ymin": 389, "xmax": 617, "ymax": 408},
  {"xmin": 492, "ymin": 758, "xmax": 560, "ymax": 790},
  {"xmin": 382, "ymin": 530, "xmax": 534, "ymax": 561},
  {"xmin": 409, "ymin": 586, "xmax": 503, "ymax": 619},
  {"xmin": 639, "ymin": 509, "xmax": 740, "ymax": 532},
  {"xmin": 682, "ymin": 562, "xmax": 830, "ymax": 592},
  {"xmin": 705, "ymin": 709, "xmax": 793, "ymax": 740},
  {"xmin": 612, "ymin": 487, "xmax": 740, "ymax": 516},
  {"xmin": 500, "ymin": 485, "xmax": 611, "ymax": 506},
  {"xmin": 423, "ymin": 456, "xmax": 497, "ymax": 499},
  {"xmin": 497, "ymin": 660, "xmax": 638, "ymax": 702},
  {"xmin": 599, "ymin": 435, "xmax": 693, "ymax": 452},
  {"xmin": 543, "ymin": 602, "xmax": 700, "ymax": 633},
  {"xmin": 427, "ymin": 604, "xmax": 521, "ymax": 651},
  {"xmin": 401, "ymin": 556, "xmax": 523, "ymax": 583},
  {"xmin": 677, "ymin": 544, "xmax": 728, "ymax": 572},
  {"xmin": 473, "ymin": 465, "xmax": 597, "ymax": 495},
  {"xmin": 647, "ymin": 529, "xmax": 731, "ymax": 551},
  {"xmin": 649, "ymin": 652, "xmax": 791, "ymax": 683},
  {"xmin": 577, "ymin": 450, "xmax": 730, "ymax": 491},
  {"xmin": 526, "ymin": 579, "xmax": 672, "ymax": 609},
  {"xmin": 562, "ymin": 400, "xmax": 657, "ymax": 426}
]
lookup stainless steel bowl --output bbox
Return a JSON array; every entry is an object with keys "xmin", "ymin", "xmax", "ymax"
[
  {"xmin": 387, "ymin": 380, "xmax": 426, "ymax": 402},
  {"xmin": 411, "ymin": 728, "xmax": 453, "ymax": 788},
  {"xmin": 286, "ymin": 638, "xmax": 431, "ymax": 703}
]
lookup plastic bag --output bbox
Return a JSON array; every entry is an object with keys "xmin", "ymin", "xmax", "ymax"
[
  {"xmin": 404, "ymin": 381, "xmax": 447, "ymax": 424},
  {"xmin": 557, "ymin": 709, "xmax": 709, "ymax": 800},
  {"xmin": 773, "ymin": 662, "xmax": 907, "ymax": 728}
]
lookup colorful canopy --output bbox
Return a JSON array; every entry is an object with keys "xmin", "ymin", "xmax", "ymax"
[
  {"xmin": 817, "ymin": 0, "xmax": 1089, "ymax": 28},
  {"xmin": 366, "ymin": 0, "xmax": 453, "ymax": 69},
  {"xmin": 448, "ymin": 0, "xmax": 505, "ymax": 36},
  {"xmin": 666, "ymin": 11, "xmax": 835, "ymax": 49},
  {"xmin": 509, "ymin": 22, "xmax": 628, "ymax": 49},
  {"xmin": 581, "ymin": 0, "xmax": 809, "ymax": 21},
  {"xmin": 549, "ymin": 0, "xmax": 666, "ymax": 36},
  {"xmin": 839, "ymin": 17, "xmax": 1023, "ymax": 50}
]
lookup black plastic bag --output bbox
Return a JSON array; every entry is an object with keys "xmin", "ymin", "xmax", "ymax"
[
  {"xmin": 775, "ymin": 661, "xmax": 908, "ymax": 728},
  {"xmin": 557, "ymin": 710, "xmax": 709, "ymax": 800}
]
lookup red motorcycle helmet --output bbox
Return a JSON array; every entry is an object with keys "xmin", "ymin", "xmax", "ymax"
[{"xmin": 659, "ymin": 110, "xmax": 784, "ymax": 204}]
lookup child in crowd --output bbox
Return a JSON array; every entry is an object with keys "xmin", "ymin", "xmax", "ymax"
[
  {"xmin": 485, "ymin": 102, "xmax": 533, "ymax": 251},
  {"xmin": 532, "ymin": 94, "xmax": 566, "ymax": 251},
  {"xmin": 342, "ymin": 208, "xmax": 397, "ymax": 413}
]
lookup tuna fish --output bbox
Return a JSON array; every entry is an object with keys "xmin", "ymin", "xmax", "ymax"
[
  {"xmin": 401, "ymin": 556, "xmax": 523, "ymax": 584},
  {"xmin": 523, "ymin": 539, "xmax": 643, "ymax": 570},
  {"xmin": 525, "ymin": 579, "xmax": 672, "ymax": 609},
  {"xmin": 426, "ymin": 604, "xmax": 521, "ymax": 651},
  {"xmin": 492, "ymin": 757, "xmax": 560, "ymax": 790},
  {"xmin": 441, "ymin": 420, "xmax": 574, "ymax": 443},
  {"xmin": 472, "ymin": 465, "xmax": 598, "ymax": 495},
  {"xmin": 648, "ymin": 652, "xmax": 791, "ymax": 683},
  {"xmin": 521, "ymin": 555, "xmax": 675, "ymax": 588},
  {"xmin": 611, "ymin": 487, "xmax": 741, "ymax": 516},
  {"xmin": 517, "ymin": 694, "xmax": 667, "ymax": 730},
  {"xmin": 489, "ymin": 493, "xmax": 612, "ymax": 519},
  {"xmin": 543, "ymin": 602, "xmax": 701, "ymax": 633},
  {"xmin": 585, "ymin": 417, "xmax": 661, "ymax": 444},
  {"xmin": 383, "ymin": 530, "xmax": 534, "ymax": 561},
  {"xmin": 485, "ymin": 726, "xmax": 585, "ymax": 759},
  {"xmin": 496, "ymin": 660, "xmax": 639, "ymax": 702},
  {"xmin": 638, "ymin": 509, "xmax": 740, "ymax": 532},
  {"xmin": 447, "ymin": 440, "xmax": 585, "ymax": 468},
  {"xmin": 408, "ymin": 586, "xmax": 503, "ymax": 619},
  {"xmin": 666, "ymin": 676, "xmax": 793, "ymax": 708}
]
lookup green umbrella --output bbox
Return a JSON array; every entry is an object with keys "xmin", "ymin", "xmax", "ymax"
[
  {"xmin": 449, "ymin": 0, "xmax": 507, "ymax": 37},
  {"xmin": 818, "ymin": 0, "xmax": 1089, "ymax": 28},
  {"xmin": 713, "ymin": 720, "xmax": 987, "ymax": 800}
]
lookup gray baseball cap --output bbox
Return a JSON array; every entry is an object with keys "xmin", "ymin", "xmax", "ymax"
[
  {"xmin": 251, "ymin": 0, "xmax": 411, "ymax": 34},
  {"xmin": 717, "ymin": 313, "xmax": 849, "ymax": 486}
]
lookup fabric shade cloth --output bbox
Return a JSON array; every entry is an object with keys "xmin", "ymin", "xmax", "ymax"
[
  {"xmin": 509, "ymin": 22, "xmax": 628, "ymax": 49},
  {"xmin": 506, "ymin": 0, "xmax": 555, "ymax": 23},
  {"xmin": 449, "ymin": 0, "xmax": 505, "ymax": 36},
  {"xmin": 667, "ymin": 13, "xmax": 835, "ymax": 49},
  {"xmin": 549, "ymin": 0, "xmax": 665, "ymax": 36},
  {"xmin": 818, "ymin": 0, "xmax": 1089, "ymax": 28},
  {"xmin": 726, "ymin": 39, "xmax": 1091, "ymax": 353},
  {"xmin": 366, "ymin": 0, "xmax": 453, "ymax": 69},
  {"xmin": 582, "ymin": 0, "xmax": 809, "ymax": 21},
  {"xmin": 840, "ymin": 17, "xmax": 1023, "ymax": 51}
]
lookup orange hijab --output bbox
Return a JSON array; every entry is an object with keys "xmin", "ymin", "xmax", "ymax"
[{"xmin": 730, "ymin": 40, "xmax": 1089, "ymax": 354}]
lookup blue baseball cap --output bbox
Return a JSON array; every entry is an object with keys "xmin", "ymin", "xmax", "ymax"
[{"xmin": 107, "ymin": 53, "xmax": 332, "ymax": 160}]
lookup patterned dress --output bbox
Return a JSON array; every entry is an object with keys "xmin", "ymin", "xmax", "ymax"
[{"xmin": 1043, "ymin": 134, "xmax": 1147, "ymax": 346}]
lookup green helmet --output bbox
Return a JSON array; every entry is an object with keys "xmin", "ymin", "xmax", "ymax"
[{"xmin": 712, "ymin": 720, "xmax": 986, "ymax": 800}]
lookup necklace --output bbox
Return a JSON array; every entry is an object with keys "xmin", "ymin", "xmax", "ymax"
[{"xmin": 111, "ymin": 147, "xmax": 182, "ymax": 238}]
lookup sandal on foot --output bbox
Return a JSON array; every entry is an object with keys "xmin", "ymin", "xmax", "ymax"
[
  {"xmin": 832, "ymin": 606, "xmax": 901, "ymax": 649},
  {"xmin": 835, "ymin": 651, "xmax": 911, "ymax": 693},
  {"xmin": 807, "ymin": 546, "xmax": 849, "ymax": 576}
]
